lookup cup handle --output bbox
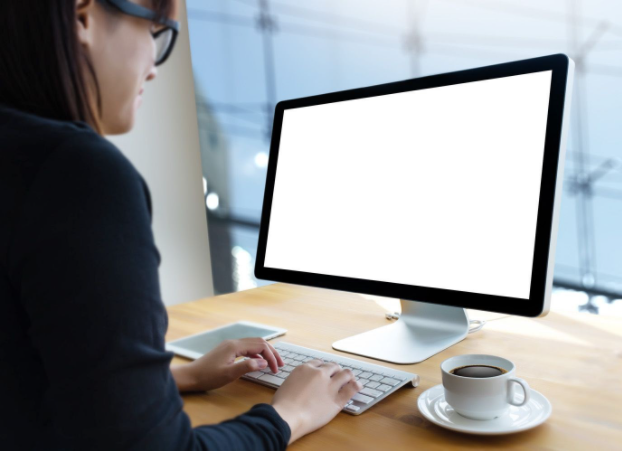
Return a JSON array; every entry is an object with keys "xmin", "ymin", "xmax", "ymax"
[{"xmin": 507, "ymin": 377, "xmax": 531, "ymax": 407}]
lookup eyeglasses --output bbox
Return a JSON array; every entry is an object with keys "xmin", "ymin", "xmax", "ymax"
[{"xmin": 96, "ymin": 0, "xmax": 180, "ymax": 66}]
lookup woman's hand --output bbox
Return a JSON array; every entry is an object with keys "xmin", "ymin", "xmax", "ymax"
[
  {"xmin": 171, "ymin": 338, "xmax": 285, "ymax": 393},
  {"xmin": 271, "ymin": 360, "xmax": 362, "ymax": 444}
]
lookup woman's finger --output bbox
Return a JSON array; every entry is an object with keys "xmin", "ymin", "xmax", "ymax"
[
  {"xmin": 330, "ymin": 368, "xmax": 355, "ymax": 391},
  {"xmin": 305, "ymin": 358, "xmax": 324, "ymax": 368},
  {"xmin": 265, "ymin": 340, "xmax": 285, "ymax": 367},
  {"xmin": 254, "ymin": 341, "xmax": 280, "ymax": 373},
  {"xmin": 318, "ymin": 361, "xmax": 341, "ymax": 377},
  {"xmin": 336, "ymin": 379, "xmax": 363, "ymax": 407},
  {"xmin": 235, "ymin": 339, "xmax": 279, "ymax": 373}
]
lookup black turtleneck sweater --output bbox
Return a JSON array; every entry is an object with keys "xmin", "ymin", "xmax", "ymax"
[{"xmin": 0, "ymin": 104, "xmax": 290, "ymax": 450}]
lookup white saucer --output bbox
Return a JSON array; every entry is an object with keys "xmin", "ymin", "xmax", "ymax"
[{"xmin": 417, "ymin": 384, "xmax": 552, "ymax": 435}]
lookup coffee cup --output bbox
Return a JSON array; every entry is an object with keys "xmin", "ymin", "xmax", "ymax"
[{"xmin": 441, "ymin": 354, "xmax": 530, "ymax": 421}]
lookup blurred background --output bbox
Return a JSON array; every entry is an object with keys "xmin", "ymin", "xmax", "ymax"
[{"xmin": 185, "ymin": 0, "xmax": 622, "ymax": 315}]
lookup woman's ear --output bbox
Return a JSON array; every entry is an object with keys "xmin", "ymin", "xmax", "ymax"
[
  {"xmin": 76, "ymin": 0, "xmax": 96, "ymax": 47},
  {"xmin": 170, "ymin": 0, "xmax": 181, "ymax": 21}
]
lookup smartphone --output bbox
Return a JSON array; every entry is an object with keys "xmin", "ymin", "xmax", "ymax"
[{"xmin": 165, "ymin": 321, "xmax": 287, "ymax": 360}]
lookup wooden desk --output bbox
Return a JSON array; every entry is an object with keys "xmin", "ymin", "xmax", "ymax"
[{"xmin": 166, "ymin": 283, "xmax": 622, "ymax": 450}]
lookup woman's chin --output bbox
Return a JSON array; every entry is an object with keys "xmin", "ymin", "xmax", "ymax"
[{"xmin": 102, "ymin": 115, "xmax": 135, "ymax": 136}]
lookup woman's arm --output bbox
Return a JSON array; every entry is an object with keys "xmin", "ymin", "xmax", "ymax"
[{"xmin": 12, "ymin": 134, "xmax": 290, "ymax": 450}]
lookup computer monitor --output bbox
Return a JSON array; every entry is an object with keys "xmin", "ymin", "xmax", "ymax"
[{"xmin": 255, "ymin": 54, "xmax": 574, "ymax": 364}]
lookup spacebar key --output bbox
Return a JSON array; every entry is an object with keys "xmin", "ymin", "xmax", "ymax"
[{"xmin": 258, "ymin": 374, "xmax": 285, "ymax": 386}]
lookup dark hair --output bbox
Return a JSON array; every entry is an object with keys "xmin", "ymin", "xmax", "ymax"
[{"xmin": 0, "ymin": 0, "xmax": 174, "ymax": 135}]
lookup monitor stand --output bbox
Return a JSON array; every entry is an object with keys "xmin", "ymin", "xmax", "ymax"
[{"xmin": 332, "ymin": 300, "xmax": 470, "ymax": 364}]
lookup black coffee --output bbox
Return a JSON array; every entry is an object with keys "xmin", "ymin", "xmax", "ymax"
[{"xmin": 450, "ymin": 364, "xmax": 507, "ymax": 378}]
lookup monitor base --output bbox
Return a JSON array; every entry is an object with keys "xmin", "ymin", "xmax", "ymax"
[{"xmin": 332, "ymin": 300, "xmax": 469, "ymax": 364}]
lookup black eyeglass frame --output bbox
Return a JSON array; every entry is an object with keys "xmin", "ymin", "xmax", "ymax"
[{"xmin": 96, "ymin": 0, "xmax": 180, "ymax": 65}]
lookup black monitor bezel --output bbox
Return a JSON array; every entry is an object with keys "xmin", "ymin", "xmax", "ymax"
[{"xmin": 255, "ymin": 53, "xmax": 571, "ymax": 318}]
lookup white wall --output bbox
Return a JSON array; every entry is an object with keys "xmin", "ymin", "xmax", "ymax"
[{"xmin": 108, "ymin": 0, "xmax": 214, "ymax": 306}]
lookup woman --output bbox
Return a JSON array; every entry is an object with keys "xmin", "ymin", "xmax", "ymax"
[{"xmin": 0, "ymin": 0, "xmax": 362, "ymax": 449}]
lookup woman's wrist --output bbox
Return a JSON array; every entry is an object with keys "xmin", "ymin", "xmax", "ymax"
[
  {"xmin": 271, "ymin": 401, "xmax": 305, "ymax": 445},
  {"xmin": 171, "ymin": 363, "xmax": 200, "ymax": 393}
]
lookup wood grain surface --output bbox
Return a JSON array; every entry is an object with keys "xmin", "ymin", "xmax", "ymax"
[{"xmin": 166, "ymin": 283, "xmax": 622, "ymax": 450}]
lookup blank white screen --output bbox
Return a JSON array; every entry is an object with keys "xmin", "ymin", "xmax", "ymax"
[{"xmin": 264, "ymin": 71, "xmax": 553, "ymax": 299}]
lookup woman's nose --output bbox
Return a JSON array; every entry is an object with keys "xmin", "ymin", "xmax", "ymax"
[{"xmin": 147, "ymin": 66, "xmax": 158, "ymax": 82}]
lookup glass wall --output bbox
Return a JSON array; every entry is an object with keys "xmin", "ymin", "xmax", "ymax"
[{"xmin": 187, "ymin": 0, "xmax": 622, "ymax": 314}]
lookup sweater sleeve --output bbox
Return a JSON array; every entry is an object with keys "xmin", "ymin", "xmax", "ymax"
[{"xmin": 9, "ymin": 132, "xmax": 290, "ymax": 451}]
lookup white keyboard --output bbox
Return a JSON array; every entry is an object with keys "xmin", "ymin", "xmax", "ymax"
[{"xmin": 241, "ymin": 342, "xmax": 420, "ymax": 415}]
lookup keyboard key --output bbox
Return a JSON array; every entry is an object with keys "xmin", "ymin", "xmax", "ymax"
[
  {"xmin": 258, "ymin": 374, "xmax": 285, "ymax": 386},
  {"xmin": 380, "ymin": 377, "xmax": 400, "ymax": 386},
  {"xmin": 358, "ymin": 379, "xmax": 370, "ymax": 386},
  {"xmin": 303, "ymin": 357, "xmax": 314, "ymax": 362},
  {"xmin": 370, "ymin": 374, "xmax": 383, "ymax": 382},
  {"xmin": 284, "ymin": 358, "xmax": 295, "ymax": 364},
  {"xmin": 360, "ymin": 372, "xmax": 373, "ymax": 379},
  {"xmin": 245, "ymin": 371, "xmax": 264, "ymax": 379},
  {"xmin": 345, "ymin": 404, "xmax": 361, "ymax": 412},
  {"xmin": 378, "ymin": 384, "xmax": 392, "ymax": 392},
  {"xmin": 291, "ymin": 361, "xmax": 302, "ymax": 367},
  {"xmin": 275, "ymin": 371, "xmax": 288, "ymax": 379},
  {"xmin": 351, "ymin": 370, "xmax": 362, "ymax": 376},
  {"xmin": 282, "ymin": 365, "xmax": 295, "ymax": 372},
  {"xmin": 366, "ymin": 381, "xmax": 380, "ymax": 389},
  {"xmin": 351, "ymin": 393, "xmax": 374, "ymax": 404},
  {"xmin": 361, "ymin": 387, "xmax": 383, "ymax": 398},
  {"xmin": 293, "ymin": 355, "xmax": 306, "ymax": 361}
]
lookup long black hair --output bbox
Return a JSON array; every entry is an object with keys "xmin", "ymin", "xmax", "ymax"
[{"xmin": 0, "ymin": 0, "xmax": 175, "ymax": 134}]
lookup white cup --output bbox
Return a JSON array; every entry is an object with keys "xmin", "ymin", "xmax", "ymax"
[{"xmin": 441, "ymin": 354, "xmax": 530, "ymax": 421}]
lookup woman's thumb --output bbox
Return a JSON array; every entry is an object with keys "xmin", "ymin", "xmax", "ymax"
[{"xmin": 237, "ymin": 358, "xmax": 268, "ymax": 376}]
